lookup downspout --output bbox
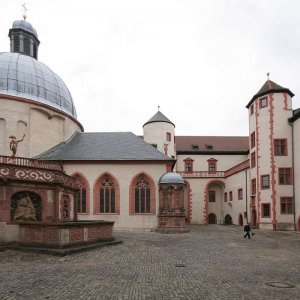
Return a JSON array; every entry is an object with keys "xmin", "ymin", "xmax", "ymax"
[
  {"xmin": 245, "ymin": 169, "xmax": 248, "ymax": 223},
  {"xmin": 288, "ymin": 120, "xmax": 296, "ymax": 229}
]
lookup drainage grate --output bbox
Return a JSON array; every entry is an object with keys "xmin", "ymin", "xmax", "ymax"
[{"xmin": 265, "ymin": 282, "xmax": 295, "ymax": 289}]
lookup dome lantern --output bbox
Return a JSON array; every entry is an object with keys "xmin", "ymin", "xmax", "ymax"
[{"xmin": 8, "ymin": 19, "xmax": 40, "ymax": 60}]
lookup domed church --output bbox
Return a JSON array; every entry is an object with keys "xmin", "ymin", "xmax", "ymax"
[{"xmin": 1, "ymin": 18, "xmax": 300, "ymax": 243}]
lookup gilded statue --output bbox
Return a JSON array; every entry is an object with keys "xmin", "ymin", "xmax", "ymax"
[
  {"xmin": 8, "ymin": 134, "xmax": 25, "ymax": 161},
  {"xmin": 13, "ymin": 195, "xmax": 37, "ymax": 221}
]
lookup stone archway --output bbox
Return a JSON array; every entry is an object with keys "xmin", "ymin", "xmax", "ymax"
[
  {"xmin": 224, "ymin": 214, "xmax": 233, "ymax": 225},
  {"xmin": 11, "ymin": 191, "xmax": 42, "ymax": 221},
  {"xmin": 239, "ymin": 214, "xmax": 243, "ymax": 226},
  {"xmin": 208, "ymin": 213, "xmax": 217, "ymax": 224}
]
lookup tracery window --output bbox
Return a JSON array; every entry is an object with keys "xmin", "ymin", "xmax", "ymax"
[
  {"xmin": 73, "ymin": 174, "xmax": 89, "ymax": 214},
  {"xmin": 100, "ymin": 176, "xmax": 116, "ymax": 213},
  {"xmin": 135, "ymin": 176, "xmax": 150, "ymax": 213},
  {"xmin": 130, "ymin": 174, "xmax": 155, "ymax": 214}
]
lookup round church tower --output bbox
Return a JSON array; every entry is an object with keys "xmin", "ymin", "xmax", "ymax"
[
  {"xmin": 143, "ymin": 110, "xmax": 176, "ymax": 158},
  {"xmin": 0, "ymin": 19, "xmax": 83, "ymax": 158}
]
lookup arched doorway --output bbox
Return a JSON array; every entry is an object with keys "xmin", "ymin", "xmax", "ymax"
[
  {"xmin": 239, "ymin": 214, "xmax": 243, "ymax": 226},
  {"xmin": 208, "ymin": 213, "xmax": 217, "ymax": 224},
  {"xmin": 224, "ymin": 214, "xmax": 232, "ymax": 225},
  {"xmin": 205, "ymin": 179, "xmax": 225, "ymax": 224}
]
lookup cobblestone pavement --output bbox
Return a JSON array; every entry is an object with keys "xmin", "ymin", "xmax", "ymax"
[{"xmin": 0, "ymin": 225, "xmax": 299, "ymax": 300}]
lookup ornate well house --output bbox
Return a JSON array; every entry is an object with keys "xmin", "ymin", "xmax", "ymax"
[{"xmin": 0, "ymin": 18, "xmax": 299, "ymax": 243}]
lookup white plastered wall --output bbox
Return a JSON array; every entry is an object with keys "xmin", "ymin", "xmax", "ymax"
[
  {"xmin": 63, "ymin": 162, "xmax": 168, "ymax": 230},
  {"xmin": 0, "ymin": 98, "xmax": 82, "ymax": 157}
]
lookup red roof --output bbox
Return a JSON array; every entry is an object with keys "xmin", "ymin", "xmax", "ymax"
[{"xmin": 175, "ymin": 136, "xmax": 249, "ymax": 153}]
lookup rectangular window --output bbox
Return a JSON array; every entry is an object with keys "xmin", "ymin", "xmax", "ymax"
[
  {"xmin": 261, "ymin": 175, "xmax": 270, "ymax": 189},
  {"xmin": 209, "ymin": 191, "xmax": 216, "ymax": 202},
  {"xmin": 238, "ymin": 188, "xmax": 243, "ymax": 200},
  {"xmin": 250, "ymin": 104, "xmax": 254, "ymax": 115},
  {"xmin": 251, "ymin": 179, "xmax": 256, "ymax": 195},
  {"xmin": 251, "ymin": 152, "xmax": 256, "ymax": 168},
  {"xmin": 280, "ymin": 197, "xmax": 293, "ymax": 214},
  {"xmin": 224, "ymin": 192, "xmax": 227, "ymax": 202},
  {"xmin": 185, "ymin": 162, "xmax": 193, "ymax": 173},
  {"xmin": 166, "ymin": 132, "xmax": 171, "ymax": 142},
  {"xmin": 209, "ymin": 162, "xmax": 216, "ymax": 173},
  {"xmin": 262, "ymin": 203, "xmax": 271, "ymax": 218},
  {"xmin": 229, "ymin": 191, "xmax": 233, "ymax": 201},
  {"xmin": 260, "ymin": 97, "xmax": 268, "ymax": 108},
  {"xmin": 251, "ymin": 132, "xmax": 255, "ymax": 149},
  {"xmin": 274, "ymin": 139, "xmax": 287, "ymax": 156},
  {"xmin": 279, "ymin": 168, "xmax": 292, "ymax": 185}
]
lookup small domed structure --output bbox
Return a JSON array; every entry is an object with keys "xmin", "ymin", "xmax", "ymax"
[
  {"xmin": 12, "ymin": 20, "xmax": 38, "ymax": 38},
  {"xmin": 159, "ymin": 172, "xmax": 184, "ymax": 184}
]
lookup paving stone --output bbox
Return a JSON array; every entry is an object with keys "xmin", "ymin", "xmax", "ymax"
[{"xmin": 0, "ymin": 225, "xmax": 299, "ymax": 299}]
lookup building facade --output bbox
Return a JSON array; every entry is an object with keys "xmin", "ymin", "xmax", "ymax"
[{"xmin": 0, "ymin": 18, "xmax": 299, "ymax": 242}]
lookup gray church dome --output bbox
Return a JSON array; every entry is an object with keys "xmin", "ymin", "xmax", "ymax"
[
  {"xmin": 0, "ymin": 52, "xmax": 77, "ymax": 118},
  {"xmin": 12, "ymin": 20, "xmax": 38, "ymax": 38},
  {"xmin": 159, "ymin": 172, "xmax": 184, "ymax": 184}
]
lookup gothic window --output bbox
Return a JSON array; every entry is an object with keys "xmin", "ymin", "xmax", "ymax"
[
  {"xmin": 73, "ymin": 173, "xmax": 89, "ymax": 214},
  {"xmin": 130, "ymin": 174, "xmax": 155, "ymax": 214},
  {"xmin": 100, "ymin": 176, "xmax": 116, "ymax": 213}
]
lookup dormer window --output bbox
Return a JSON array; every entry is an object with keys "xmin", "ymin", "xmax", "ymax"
[
  {"xmin": 192, "ymin": 144, "xmax": 199, "ymax": 150},
  {"xmin": 205, "ymin": 144, "xmax": 213, "ymax": 150}
]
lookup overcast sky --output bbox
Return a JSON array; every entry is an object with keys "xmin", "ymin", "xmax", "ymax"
[{"xmin": 1, "ymin": 0, "xmax": 300, "ymax": 136}]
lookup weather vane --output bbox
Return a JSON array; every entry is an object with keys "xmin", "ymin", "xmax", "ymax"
[
  {"xmin": 158, "ymin": 105, "xmax": 160, "ymax": 111},
  {"xmin": 267, "ymin": 72, "xmax": 270, "ymax": 80},
  {"xmin": 22, "ymin": 3, "xmax": 27, "ymax": 21}
]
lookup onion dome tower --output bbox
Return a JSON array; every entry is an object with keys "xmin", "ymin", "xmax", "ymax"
[
  {"xmin": 246, "ymin": 78, "xmax": 294, "ymax": 230},
  {"xmin": 143, "ymin": 109, "xmax": 176, "ymax": 158},
  {"xmin": 0, "ymin": 17, "xmax": 82, "ymax": 157}
]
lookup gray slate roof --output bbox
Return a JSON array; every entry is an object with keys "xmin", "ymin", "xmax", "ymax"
[
  {"xmin": 36, "ymin": 132, "xmax": 173, "ymax": 161},
  {"xmin": 143, "ymin": 111, "xmax": 175, "ymax": 127}
]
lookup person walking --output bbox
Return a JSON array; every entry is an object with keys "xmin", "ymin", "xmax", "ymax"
[{"xmin": 244, "ymin": 223, "xmax": 251, "ymax": 239}]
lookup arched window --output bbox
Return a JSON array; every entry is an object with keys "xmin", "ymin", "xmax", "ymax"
[
  {"xmin": 130, "ymin": 173, "xmax": 155, "ymax": 215},
  {"xmin": 94, "ymin": 173, "xmax": 120, "ymax": 214},
  {"xmin": 24, "ymin": 38, "xmax": 30, "ymax": 55},
  {"xmin": 73, "ymin": 173, "xmax": 89, "ymax": 214},
  {"xmin": 14, "ymin": 35, "xmax": 20, "ymax": 52}
]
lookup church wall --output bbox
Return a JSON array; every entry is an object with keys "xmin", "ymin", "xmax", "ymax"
[
  {"xmin": 176, "ymin": 154, "xmax": 248, "ymax": 172},
  {"xmin": 63, "ymin": 162, "xmax": 168, "ymax": 230},
  {"xmin": 0, "ymin": 97, "xmax": 82, "ymax": 158}
]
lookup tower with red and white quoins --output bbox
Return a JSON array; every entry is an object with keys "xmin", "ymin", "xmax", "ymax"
[{"xmin": 246, "ymin": 80, "xmax": 295, "ymax": 230}]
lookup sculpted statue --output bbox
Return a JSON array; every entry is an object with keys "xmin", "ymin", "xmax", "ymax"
[
  {"xmin": 8, "ymin": 134, "xmax": 25, "ymax": 161},
  {"xmin": 13, "ymin": 195, "xmax": 37, "ymax": 221}
]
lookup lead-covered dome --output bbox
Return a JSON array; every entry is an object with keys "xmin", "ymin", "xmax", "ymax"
[
  {"xmin": 12, "ymin": 20, "xmax": 38, "ymax": 38},
  {"xmin": 159, "ymin": 172, "xmax": 184, "ymax": 184},
  {"xmin": 0, "ymin": 52, "xmax": 77, "ymax": 118}
]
